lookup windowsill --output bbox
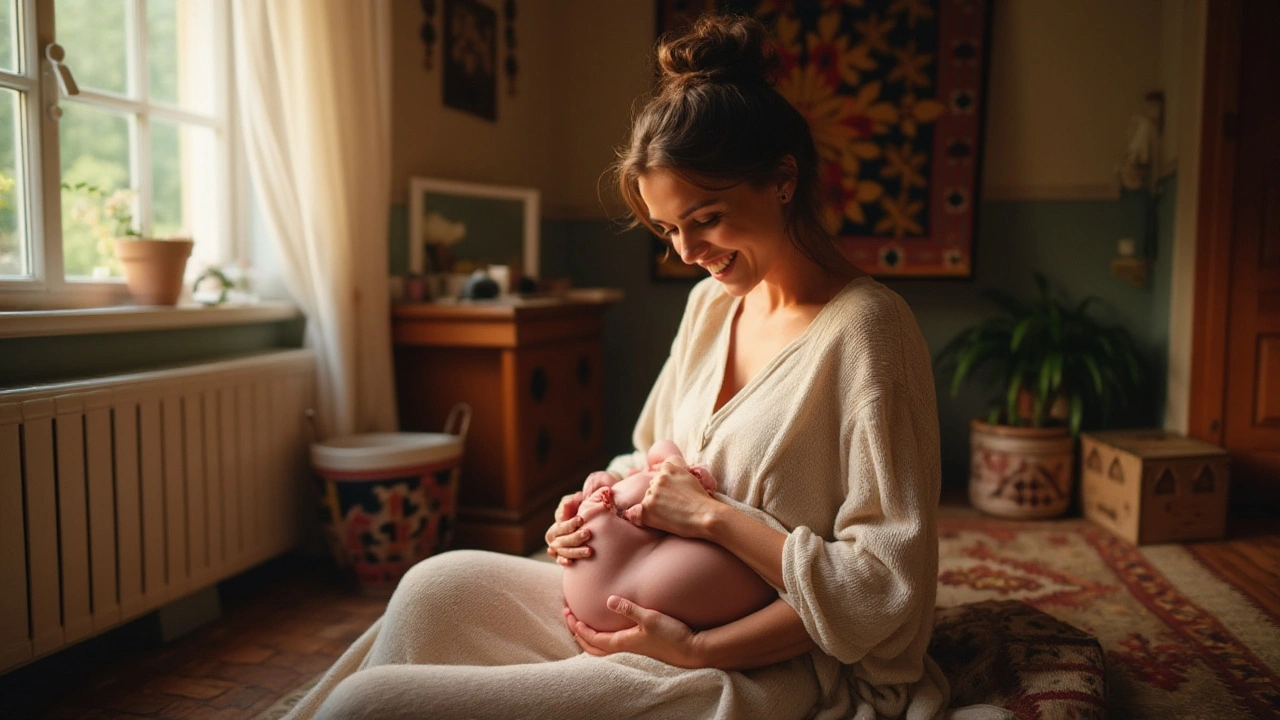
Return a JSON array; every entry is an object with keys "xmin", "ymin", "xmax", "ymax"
[{"xmin": 0, "ymin": 301, "xmax": 302, "ymax": 339}]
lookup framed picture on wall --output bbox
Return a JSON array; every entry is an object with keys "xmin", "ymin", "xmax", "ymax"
[
  {"xmin": 656, "ymin": 0, "xmax": 991, "ymax": 279},
  {"xmin": 443, "ymin": 0, "xmax": 498, "ymax": 121}
]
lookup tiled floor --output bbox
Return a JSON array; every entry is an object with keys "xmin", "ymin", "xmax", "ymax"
[
  {"xmin": 0, "ymin": 557, "xmax": 385, "ymax": 719},
  {"xmin": 2, "ymin": 506, "xmax": 1277, "ymax": 719}
]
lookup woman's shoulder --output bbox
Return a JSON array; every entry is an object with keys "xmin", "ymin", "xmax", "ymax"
[{"xmin": 814, "ymin": 277, "xmax": 932, "ymax": 390}]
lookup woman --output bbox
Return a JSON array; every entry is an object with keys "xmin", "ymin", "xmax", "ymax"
[{"xmin": 288, "ymin": 13, "xmax": 956, "ymax": 720}]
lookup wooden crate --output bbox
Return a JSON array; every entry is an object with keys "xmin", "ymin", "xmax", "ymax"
[{"xmin": 1080, "ymin": 430, "xmax": 1230, "ymax": 545}]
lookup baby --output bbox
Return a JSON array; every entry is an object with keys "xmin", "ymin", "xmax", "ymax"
[{"xmin": 561, "ymin": 441, "xmax": 776, "ymax": 632}]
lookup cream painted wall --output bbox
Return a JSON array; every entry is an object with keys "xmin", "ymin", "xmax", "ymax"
[
  {"xmin": 389, "ymin": 0, "xmax": 563, "ymax": 205},
  {"xmin": 553, "ymin": 0, "xmax": 655, "ymax": 218},
  {"xmin": 982, "ymin": 0, "xmax": 1164, "ymax": 200}
]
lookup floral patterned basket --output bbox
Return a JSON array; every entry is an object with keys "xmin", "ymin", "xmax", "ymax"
[{"xmin": 310, "ymin": 404, "xmax": 471, "ymax": 596}]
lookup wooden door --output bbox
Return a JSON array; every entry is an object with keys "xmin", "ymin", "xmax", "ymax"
[{"xmin": 1192, "ymin": 0, "xmax": 1280, "ymax": 507}]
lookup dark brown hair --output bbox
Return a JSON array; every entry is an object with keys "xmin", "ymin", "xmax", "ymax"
[{"xmin": 608, "ymin": 12, "xmax": 844, "ymax": 270}]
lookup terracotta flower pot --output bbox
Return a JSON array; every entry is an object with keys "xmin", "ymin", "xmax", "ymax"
[
  {"xmin": 113, "ymin": 237, "xmax": 194, "ymax": 306},
  {"xmin": 968, "ymin": 419, "xmax": 1075, "ymax": 519}
]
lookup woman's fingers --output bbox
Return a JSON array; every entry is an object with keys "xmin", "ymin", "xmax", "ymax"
[
  {"xmin": 544, "ymin": 515, "xmax": 585, "ymax": 546},
  {"xmin": 545, "ymin": 501, "xmax": 592, "ymax": 565},
  {"xmin": 660, "ymin": 454, "xmax": 688, "ymax": 472},
  {"xmin": 554, "ymin": 491, "xmax": 585, "ymax": 523}
]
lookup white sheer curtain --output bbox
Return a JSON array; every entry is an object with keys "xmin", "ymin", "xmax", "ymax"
[{"xmin": 232, "ymin": 0, "xmax": 397, "ymax": 438}]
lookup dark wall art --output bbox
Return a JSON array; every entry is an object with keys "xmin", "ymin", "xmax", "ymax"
[{"xmin": 443, "ymin": 0, "xmax": 498, "ymax": 121}]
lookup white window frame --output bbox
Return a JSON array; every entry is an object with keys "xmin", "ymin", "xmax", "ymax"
[{"xmin": 0, "ymin": 0, "xmax": 242, "ymax": 310}]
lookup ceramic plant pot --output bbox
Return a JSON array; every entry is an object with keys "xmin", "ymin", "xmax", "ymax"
[
  {"xmin": 968, "ymin": 419, "xmax": 1075, "ymax": 519},
  {"xmin": 114, "ymin": 237, "xmax": 194, "ymax": 306}
]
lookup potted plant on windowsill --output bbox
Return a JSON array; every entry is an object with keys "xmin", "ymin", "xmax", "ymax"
[
  {"xmin": 64, "ymin": 182, "xmax": 193, "ymax": 306},
  {"xmin": 934, "ymin": 273, "xmax": 1153, "ymax": 519}
]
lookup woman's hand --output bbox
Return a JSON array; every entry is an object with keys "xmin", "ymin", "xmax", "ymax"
[
  {"xmin": 545, "ymin": 490, "xmax": 591, "ymax": 566},
  {"xmin": 623, "ymin": 454, "xmax": 719, "ymax": 539},
  {"xmin": 564, "ymin": 596, "xmax": 702, "ymax": 668}
]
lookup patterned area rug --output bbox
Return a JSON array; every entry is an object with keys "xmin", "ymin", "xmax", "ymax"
[
  {"xmin": 938, "ymin": 511, "xmax": 1280, "ymax": 719},
  {"xmin": 257, "ymin": 510, "xmax": 1280, "ymax": 719}
]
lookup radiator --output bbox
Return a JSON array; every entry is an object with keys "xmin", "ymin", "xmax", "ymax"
[{"xmin": 0, "ymin": 349, "xmax": 316, "ymax": 673}]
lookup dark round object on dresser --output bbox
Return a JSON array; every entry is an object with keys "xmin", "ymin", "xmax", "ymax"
[
  {"xmin": 461, "ymin": 273, "xmax": 500, "ymax": 300},
  {"xmin": 516, "ymin": 275, "xmax": 538, "ymax": 295}
]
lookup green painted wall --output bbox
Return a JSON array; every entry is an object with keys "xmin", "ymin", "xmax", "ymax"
[{"xmin": 0, "ymin": 316, "xmax": 306, "ymax": 389}]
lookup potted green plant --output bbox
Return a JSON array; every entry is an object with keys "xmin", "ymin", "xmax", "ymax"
[
  {"xmin": 934, "ymin": 273, "xmax": 1152, "ymax": 519},
  {"xmin": 63, "ymin": 182, "xmax": 193, "ymax": 306}
]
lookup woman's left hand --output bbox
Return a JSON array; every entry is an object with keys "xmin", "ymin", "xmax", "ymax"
[
  {"xmin": 564, "ymin": 596, "xmax": 702, "ymax": 668},
  {"xmin": 623, "ymin": 454, "xmax": 717, "ymax": 539}
]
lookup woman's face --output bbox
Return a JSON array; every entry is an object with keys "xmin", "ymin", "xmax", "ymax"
[{"xmin": 638, "ymin": 169, "xmax": 793, "ymax": 296}]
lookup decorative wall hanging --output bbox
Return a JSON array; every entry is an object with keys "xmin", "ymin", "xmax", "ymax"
[
  {"xmin": 420, "ymin": 0, "xmax": 437, "ymax": 70},
  {"xmin": 443, "ymin": 0, "xmax": 498, "ymax": 121},
  {"xmin": 656, "ymin": 0, "xmax": 990, "ymax": 279},
  {"xmin": 504, "ymin": 0, "xmax": 518, "ymax": 96}
]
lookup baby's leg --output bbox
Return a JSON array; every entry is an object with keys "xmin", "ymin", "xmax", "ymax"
[{"xmin": 582, "ymin": 470, "xmax": 620, "ymax": 496}]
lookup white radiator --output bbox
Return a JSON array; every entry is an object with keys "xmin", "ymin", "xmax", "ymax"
[{"xmin": 0, "ymin": 349, "xmax": 316, "ymax": 673}]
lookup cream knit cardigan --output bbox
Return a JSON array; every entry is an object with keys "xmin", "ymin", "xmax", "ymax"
[
  {"xmin": 607, "ymin": 276, "xmax": 952, "ymax": 719},
  {"xmin": 284, "ymin": 276, "xmax": 986, "ymax": 720}
]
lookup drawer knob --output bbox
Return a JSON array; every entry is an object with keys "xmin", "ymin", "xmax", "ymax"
[{"xmin": 530, "ymin": 367, "xmax": 548, "ymax": 402}]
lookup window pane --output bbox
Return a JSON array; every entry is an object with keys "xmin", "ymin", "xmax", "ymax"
[
  {"xmin": 56, "ymin": 0, "xmax": 130, "ymax": 97},
  {"xmin": 148, "ymin": 0, "xmax": 216, "ymax": 113},
  {"xmin": 0, "ymin": 0, "xmax": 17, "ymax": 74},
  {"xmin": 60, "ymin": 101, "xmax": 133, "ymax": 278},
  {"xmin": 0, "ymin": 87, "xmax": 28, "ymax": 277},
  {"xmin": 151, "ymin": 119, "xmax": 219, "ymax": 271}
]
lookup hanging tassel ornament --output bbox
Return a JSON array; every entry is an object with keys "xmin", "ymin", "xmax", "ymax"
[
  {"xmin": 420, "ymin": 0, "xmax": 438, "ymax": 70},
  {"xmin": 504, "ymin": 0, "xmax": 518, "ymax": 96}
]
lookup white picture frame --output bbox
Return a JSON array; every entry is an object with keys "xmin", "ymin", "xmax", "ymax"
[{"xmin": 407, "ymin": 177, "xmax": 540, "ymax": 280}]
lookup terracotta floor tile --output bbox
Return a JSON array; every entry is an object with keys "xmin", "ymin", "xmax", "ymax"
[
  {"xmin": 217, "ymin": 643, "xmax": 278, "ymax": 665},
  {"xmin": 148, "ymin": 675, "xmax": 237, "ymax": 700},
  {"xmin": 97, "ymin": 688, "xmax": 179, "ymax": 715},
  {"xmin": 212, "ymin": 663, "xmax": 305, "ymax": 694},
  {"xmin": 205, "ymin": 683, "xmax": 272, "ymax": 711}
]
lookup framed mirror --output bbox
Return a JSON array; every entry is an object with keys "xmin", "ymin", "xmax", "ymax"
[{"xmin": 407, "ymin": 177, "xmax": 540, "ymax": 279}]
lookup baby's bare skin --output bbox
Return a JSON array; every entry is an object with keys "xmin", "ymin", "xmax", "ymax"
[{"xmin": 561, "ymin": 442, "xmax": 776, "ymax": 632}]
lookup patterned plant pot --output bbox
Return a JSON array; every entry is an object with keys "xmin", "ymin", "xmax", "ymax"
[
  {"xmin": 310, "ymin": 406, "xmax": 470, "ymax": 596},
  {"xmin": 969, "ymin": 419, "xmax": 1075, "ymax": 519}
]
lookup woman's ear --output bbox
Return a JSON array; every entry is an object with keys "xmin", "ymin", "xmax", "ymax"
[{"xmin": 775, "ymin": 155, "xmax": 799, "ymax": 202}]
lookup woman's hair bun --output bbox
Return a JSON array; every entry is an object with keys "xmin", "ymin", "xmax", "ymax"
[{"xmin": 656, "ymin": 13, "xmax": 778, "ymax": 89}]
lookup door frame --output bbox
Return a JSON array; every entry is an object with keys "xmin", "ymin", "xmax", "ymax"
[{"xmin": 1187, "ymin": 0, "xmax": 1241, "ymax": 447}]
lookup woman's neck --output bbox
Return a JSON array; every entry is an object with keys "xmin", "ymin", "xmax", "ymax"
[{"xmin": 748, "ymin": 246, "xmax": 865, "ymax": 314}]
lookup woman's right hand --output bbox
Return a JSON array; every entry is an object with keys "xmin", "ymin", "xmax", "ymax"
[{"xmin": 545, "ymin": 490, "xmax": 592, "ymax": 566}]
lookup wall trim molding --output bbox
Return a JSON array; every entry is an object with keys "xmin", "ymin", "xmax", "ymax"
[
  {"xmin": 982, "ymin": 182, "xmax": 1122, "ymax": 202},
  {"xmin": 0, "ymin": 301, "xmax": 301, "ymax": 340}
]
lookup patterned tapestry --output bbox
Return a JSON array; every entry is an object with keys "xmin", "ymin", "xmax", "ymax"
[{"xmin": 656, "ymin": 0, "xmax": 989, "ymax": 279}]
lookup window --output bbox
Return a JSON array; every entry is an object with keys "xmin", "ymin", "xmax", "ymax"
[{"xmin": 0, "ymin": 0, "xmax": 234, "ymax": 307}]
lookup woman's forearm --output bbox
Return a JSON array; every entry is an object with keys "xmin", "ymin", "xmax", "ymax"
[
  {"xmin": 701, "ymin": 502, "xmax": 789, "ymax": 589},
  {"xmin": 690, "ymin": 598, "xmax": 815, "ymax": 670}
]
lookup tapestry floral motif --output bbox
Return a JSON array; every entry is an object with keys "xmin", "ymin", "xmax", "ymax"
[{"xmin": 757, "ymin": 3, "xmax": 943, "ymax": 241}]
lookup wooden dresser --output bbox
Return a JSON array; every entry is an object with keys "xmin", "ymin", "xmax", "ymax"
[{"xmin": 392, "ymin": 293, "xmax": 618, "ymax": 555}]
